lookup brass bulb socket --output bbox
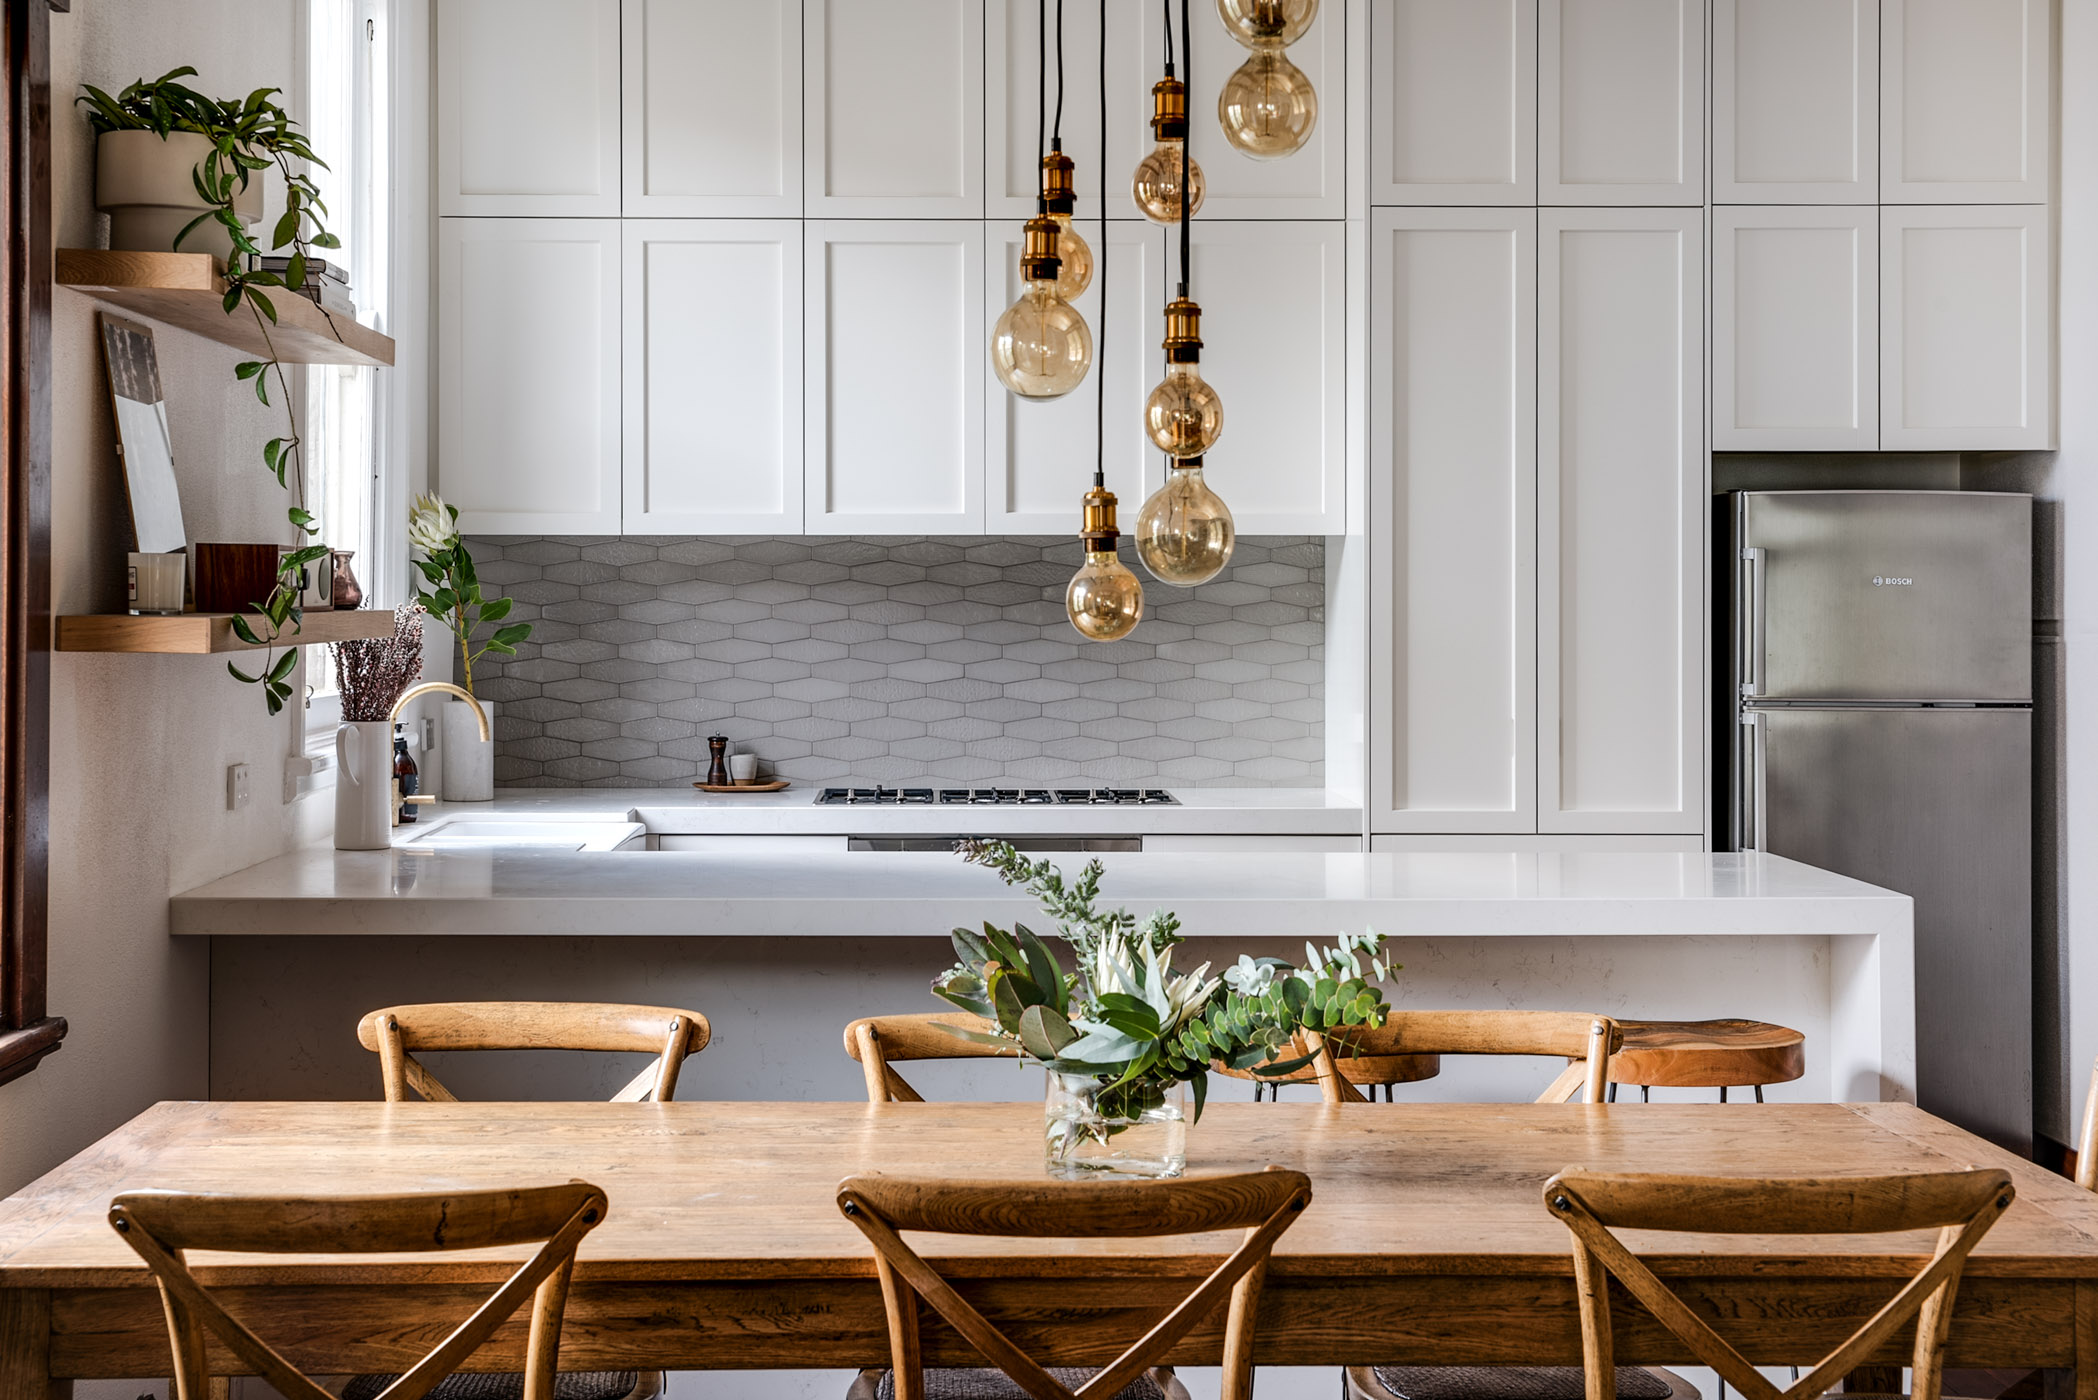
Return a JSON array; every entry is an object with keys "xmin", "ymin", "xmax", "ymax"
[
  {"xmin": 1080, "ymin": 486, "xmax": 1121, "ymax": 550},
  {"xmin": 1170, "ymin": 454, "xmax": 1205, "ymax": 471},
  {"xmin": 1162, "ymin": 296, "xmax": 1203, "ymax": 363},
  {"xmin": 1149, "ymin": 75, "xmax": 1190, "ymax": 140},
  {"xmin": 1040, "ymin": 150, "xmax": 1076, "ymax": 215},
  {"xmin": 1019, "ymin": 214, "xmax": 1064, "ymax": 282}
]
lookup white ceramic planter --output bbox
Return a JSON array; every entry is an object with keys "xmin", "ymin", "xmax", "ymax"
[
  {"xmin": 96, "ymin": 130, "xmax": 263, "ymax": 262},
  {"xmin": 441, "ymin": 698, "xmax": 496, "ymax": 802},
  {"xmin": 333, "ymin": 721, "xmax": 394, "ymax": 851}
]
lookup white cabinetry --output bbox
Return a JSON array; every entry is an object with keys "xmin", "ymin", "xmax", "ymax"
[
  {"xmin": 437, "ymin": 0, "xmax": 621, "ymax": 216},
  {"xmin": 1370, "ymin": 209, "xmax": 1536, "ymax": 834},
  {"xmin": 1714, "ymin": 207, "xmax": 1878, "ymax": 450},
  {"xmin": 805, "ymin": 222, "xmax": 986, "ymax": 532},
  {"xmin": 985, "ymin": 0, "xmax": 1146, "ymax": 220},
  {"xmin": 438, "ymin": 220, "xmax": 622, "ymax": 534},
  {"xmin": 804, "ymin": 0, "xmax": 983, "ymax": 217},
  {"xmin": 1539, "ymin": 209, "xmax": 1703, "ymax": 835},
  {"xmin": 623, "ymin": 221, "xmax": 803, "ymax": 533},
  {"xmin": 1882, "ymin": 0, "xmax": 2051, "ymax": 203},
  {"xmin": 622, "ymin": 0, "xmax": 801, "ymax": 215},
  {"xmin": 1371, "ymin": 0, "xmax": 1536, "ymax": 206},
  {"xmin": 1881, "ymin": 205, "xmax": 2053, "ymax": 450},
  {"xmin": 1713, "ymin": 0, "xmax": 1877, "ymax": 202},
  {"xmin": 1539, "ymin": 0, "xmax": 1704, "ymax": 205}
]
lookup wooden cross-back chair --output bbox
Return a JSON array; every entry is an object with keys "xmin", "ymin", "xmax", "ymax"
[
  {"xmin": 108, "ymin": 1182, "xmax": 607, "ymax": 1400},
  {"xmin": 845, "ymin": 1012, "xmax": 1024, "ymax": 1103},
  {"xmin": 357, "ymin": 1001, "xmax": 711, "ymax": 1103},
  {"xmin": 838, "ymin": 1168, "xmax": 1313, "ymax": 1400},
  {"xmin": 1306, "ymin": 1010, "xmax": 1622, "ymax": 1106},
  {"xmin": 1544, "ymin": 1167, "xmax": 2015, "ymax": 1400}
]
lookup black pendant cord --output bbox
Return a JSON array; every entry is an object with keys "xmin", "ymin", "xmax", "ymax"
[
  {"xmin": 1036, "ymin": 0, "xmax": 1047, "ymax": 186},
  {"xmin": 1095, "ymin": 0, "xmax": 1107, "ymax": 491},
  {"xmin": 1052, "ymin": 0, "xmax": 1066, "ymax": 148},
  {"xmin": 1162, "ymin": 0, "xmax": 1175, "ymax": 77},
  {"xmin": 1178, "ymin": 0, "xmax": 1190, "ymax": 298}
]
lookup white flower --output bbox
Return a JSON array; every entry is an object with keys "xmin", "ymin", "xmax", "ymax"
[
  {"xmin": 1224, "ymin": 955, "xmax": 1278, "ymax": 997},
  {"xmin": 408, "ymin": 492, "xmax": 458, "ymax": 556}
]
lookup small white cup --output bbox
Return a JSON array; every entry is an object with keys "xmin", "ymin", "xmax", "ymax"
[
  {"xmin": 128, "ymin": 552, "xmax": 185, "ymax": 614},
  {"xmin": 728, "ymin": 752, "xmax": 759, "ymax": 784}
]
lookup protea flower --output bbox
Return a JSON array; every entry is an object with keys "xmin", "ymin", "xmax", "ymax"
[{"xmin": 408, "ymin": 492, "xmax": 458, "ymax": 555}]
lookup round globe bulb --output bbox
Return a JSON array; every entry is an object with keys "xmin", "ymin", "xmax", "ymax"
[
  {"xmin": 1144, "ymin": 362, "xmax": 1224, "ymax": 458},
  {"xmin": 1046, "ymin": 214, "xmax": 1093, "ymax": 300},
  {"xmin": 991, "ymin": 280, "xmax": 1093, "ymax": 400},
  {"xmin": 1136, "ymin": 464, "xmax": 1236, "ymax": 587},
  {"xmin": 1131, "ymin": 140, "xmax": 1206, "ymax": 223},
  {"xmin": 1215, "ymin": 0, "xmax": 1319, "ymax": 49},
  {"xmin": 1218, "ymin": 51, "xmax": 1318, "ymax": 160},
  {"xmin": 1066, "ymin": 548, "xmax": 1145, "ymax": 641}
]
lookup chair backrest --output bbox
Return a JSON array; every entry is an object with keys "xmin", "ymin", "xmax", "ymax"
[
  {"xmin": 1303, "ymin": 1010, "xmax": 1622, "ymax": 1105},
  {"xmin": 838, "ymin": 1168, "xmax": 1312, "ymax": 1400},
  {"xmin": 356, "ymin": 1001, "xmax": 711, "ymax": 1103},
  {"xmin": 843, "ymin": 1012, "xmax": 1023, "ymax": 1103},
  {"xmin": 2077, "ymin": 1054, "xmax": 2097, "ymax": 1192},
  {"xmin": 109, "ymin": 1181, "xmax": 608, "ymax": 1400},
  {"xmin": 1543, "ymin": 1167, "xmax": 2014, "ymax": 1400}
]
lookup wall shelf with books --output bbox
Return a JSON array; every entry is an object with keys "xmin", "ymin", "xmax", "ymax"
[
  {"xmin": 56, "ymin": 250, "xmax": 394, "ymax": 368},
  {"xmin": 55, "ymin": 609, "xmax": 395, "ymax": 655}
]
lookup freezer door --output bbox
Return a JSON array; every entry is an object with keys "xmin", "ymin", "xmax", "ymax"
[
  {"xmin": 1748, "ymin": 705, "xmax": 2030, "ymax": 1151},
  {"xmin": 1738, "ymin": 491, "xmax": 2030, "ymax": 702}
]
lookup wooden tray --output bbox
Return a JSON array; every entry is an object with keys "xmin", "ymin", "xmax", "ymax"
[{"xmin": 693, "ymin": 780, "xmax": 792, "ymax": 793}]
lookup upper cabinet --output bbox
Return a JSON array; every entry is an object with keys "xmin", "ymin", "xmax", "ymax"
[
  {"xmin": 1883, "ymin": 0, "xmax": 2051, "ymax": 203},
  {"xmin": 1713, "ymin": 0, "xmax": 1877, "ymax": 202},
  {"xmin": 1372, "ymin": 0, "xmax": 1537, "ymax": 206},
  {"xmin": 1714, "ymin": 207, "xmax": 1878, "ymax": 451},
  {"xmin": 985, "ymin": 0, "xmax": 1148, "ymax": 222},
  {"xmin": 623, "ymin": 0, "xmax": 802, "ymax": 215},
  {"xmin": 1539, "ymin": 0, "xmax": 1704, "ymax": 205},
  {"xmin": 804, "ymin": 0, "xmax": 984, "ymax": 218},
  {"xmin": 437, "ymin": 0, "xmax": 622, "ymax": 216}
]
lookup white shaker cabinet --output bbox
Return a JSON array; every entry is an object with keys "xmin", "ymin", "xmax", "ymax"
[
  {"xmin": 804, "ymin": 0, "xmax": 983, "ymax": 218},
  {"xmin": 1714, "ymin": 207, "xmax": 1878, "ymax": 450},
  {"xmin": 437, "ymin": 0, "xmax": 621, "ymax": 216},
  {"xmin": 985, "ymin": 0, "xmax": 1147, "ymax": 221},
  {"xmin": 622, "ymin": 0, "xmax": 801, "ymax": 215},
  {"xmin": 1539, "ymin": 209, "xmax": 1704, "ymax": 835},
  {"xmin": 1539, "ymin": 0, "xmax": 1704, "ymax": 205},
  {"xmin": 1371, "ymin": 0, "xmax": 1536, "ymax": 206},
  {"xmin": 1713, "ymin": 0, "xmax": 1877, "ymax": 202},
  {"xmin": 438, "ymin": 220, "xmax": 622, "ymax": 534},
  {"xmin": 1881, "ymin": 205, "xmax": 2053, "ymax": 450},
  {"xmin": 623, "ymin": 222, "xmax": 803, "ymax": 533},
  {"xmin": 1370, "ymin": 209, "xmax": 1537, "ymax": 834},
  {"xmin": 805, "ymin": 222, "xmax": 986, "ymax": 532},
  {"xmin": 1883, "ymin": 0, "xmax": 2051, "ymax": 204}
]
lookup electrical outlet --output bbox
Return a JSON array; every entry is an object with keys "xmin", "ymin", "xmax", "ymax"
[
  {"xmin": 422, "ymin": 717, "xmax": 438, "ymax": 751},
  {"xmin": 226, "ymin": 762, "xmax": 251, "ymax": 811}
]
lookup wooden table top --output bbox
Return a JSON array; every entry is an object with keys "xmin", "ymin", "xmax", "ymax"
[{"xmin": 2, "ymin": 1100, "xmax": 2094, "ymax": 1290}]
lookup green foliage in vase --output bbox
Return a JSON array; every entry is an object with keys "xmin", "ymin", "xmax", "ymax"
[
  {"xmin": 936, "ymin": 839, "xmax": 1397, "ymax": 1120},
  {"xmin": 408, "ymin": 493, "xmax": 531, "ymax": 698}
]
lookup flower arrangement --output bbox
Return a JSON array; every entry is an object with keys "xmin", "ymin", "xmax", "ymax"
[
  {"xmin": 331, "ymin": 606, "xmax": 425, "ymax": 722},
  {"xmin": 937, "ymin": 840, "xmax": 1395, "ymax": 1129},
  {"xmin": 408, "ymin": 493, "xmax": 531, "ymax": 698}
]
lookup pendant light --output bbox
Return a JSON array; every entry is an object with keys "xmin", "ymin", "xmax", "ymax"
[
  {"xmin": 1136, "ymin": 0, "xmax": 1233, "ymax": 587},
  {"xmin": 1039, "ymin": 148, "xmax": 1092, "ymax": 300},
  {"xmin": 995, "ymin": 0, "xmax": 1092, "ymax": 400},
  {"xmin": 1130, "ymin": 1, "xmax": 1205, "ymax": 223},
  {"xmin": 1216, "ymin": 0, "xmax": 1317, "ymax": 49},
  {"xmin": 1068, "ymin": 0, "xmax": 1142, "ymax": 642},
  {"xmin": 1216, "ymin": 0, "xmax": 1318, "ymax": 159}
]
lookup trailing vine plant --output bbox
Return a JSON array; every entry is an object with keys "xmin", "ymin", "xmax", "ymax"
[{"xmin": 79, "ymin": 68, "xmax": 345, "ymax": 713}]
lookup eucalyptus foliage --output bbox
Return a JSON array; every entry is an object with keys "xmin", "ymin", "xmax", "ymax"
[{"xmin": 937, "ymin": 839, "xmax": 1396, "ymax": 1121}]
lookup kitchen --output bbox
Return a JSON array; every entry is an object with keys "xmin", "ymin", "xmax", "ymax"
[{"xmin": 0, "ymin": 4, "xmax": 2092, "ymax": 1400}]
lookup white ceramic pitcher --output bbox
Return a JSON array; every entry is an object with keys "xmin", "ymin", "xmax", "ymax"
[{"xmin": 334, "ymin": 720, "xmax": 395, "ymax": 850}]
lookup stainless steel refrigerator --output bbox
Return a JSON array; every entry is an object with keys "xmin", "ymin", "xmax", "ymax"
[{"xmin": 1725, "ymin": 490, "xmax": 2032, "ymax": 1152}]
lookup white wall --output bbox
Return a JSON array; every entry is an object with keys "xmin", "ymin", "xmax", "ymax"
[{"xmin": 0, "ymin": 0, "xmax": 334, "ymax": 1194}]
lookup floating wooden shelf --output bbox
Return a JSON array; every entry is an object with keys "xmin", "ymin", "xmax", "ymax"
[
  {"xmin": 56, "ymin": 249, "xmax": 394, "ymax": 368},
  {"xmin": 56, "ymin": 609, "xmax": 396, "ymax": 655}
]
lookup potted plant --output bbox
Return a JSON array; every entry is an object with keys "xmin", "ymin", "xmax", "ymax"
[
  {"xmin": 936, "ymin": 840, "xmax": 1395, "ymax": 1177},
  {"xmin": 409, "ymin": 493, "xmax": 531, "ymax": 801}
]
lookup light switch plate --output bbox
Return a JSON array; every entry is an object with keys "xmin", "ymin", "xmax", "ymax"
[{"xmin": 226, "ymin": 762, "xmax": 250, "ymax": 811}]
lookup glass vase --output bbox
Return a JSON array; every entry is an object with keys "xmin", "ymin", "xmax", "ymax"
[{"xmin": 1043, "ymin": 1073, "xmax": 1188, "ymax": 1179}]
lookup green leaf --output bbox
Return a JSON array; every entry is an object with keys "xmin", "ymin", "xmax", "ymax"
[
  {"xmin": 1188, "ymin": 1066, "xmax": 1208, "ymax": 1123},
  {"xmin": 248, "ymin": 289, "xmax": 277, "ymax": 323},
  {"xmin": 311, "ymin": 232, "xmax": 341, "ymax": 249},
  {"xmin": 429, "ymin": 588, "xmax": 456, "ymax": 613},
  {"xmin": 988, "ymin": 968, "xmax": 1026, "ymax": 1033},
  {"xmin": 283, "ymin": 545, "xmax": 330, "ymax": 570},
  {"xmin": 267, "ymin": 648, "xmax": 299, "ymax": 683},
  {"xmin": 227, "ymin": 661, "xmax": 260, "ymax": 684},
  {"xmin": 1016, "ymin": 1004, "xmax": 1077, "ymax": 1061},
  {"xmin": 286, "ymin": 253, "xmax": 306, "ymax": 290},
  {"xmin": 476, "ymin": 596, "xmax": 513, "ymax": 624},
  {"xmin": 174, "ymin": 209, "xmax": 221, "ymax": 253},
  {"xmin": 272, "ymin": 209, "xmax": 299, "ymax": 250},
  {"xmin": 229, "ymin": 615, "xmax": 262, "ymax": 646},
  {"xmin": 221, "ymin": 285, "xmax": 243, "ymax": 314},
  {"xmin": 234, "ymin": 360, "xmax": 266, "ymax": 380}
]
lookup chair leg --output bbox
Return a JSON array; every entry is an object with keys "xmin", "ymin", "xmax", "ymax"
[
  {"xmin": 1608, "ymin": 1082, "xmax": 1619, "ymax": 1103},
  {"xmin": 1755, "ymin": 1084, "xmax": 1765, "ymax": 1103},
  {"xmin": 1641, "ymin": 1085, "xmax": 1651, "ymax": 1103},
  {"xmin": 1720, "ymin": 1085, "xmax": 1729, "ymax": 1103}
]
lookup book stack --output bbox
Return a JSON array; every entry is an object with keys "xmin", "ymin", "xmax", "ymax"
[{"xmin": 252, "ymin": 255, "xmax": 356, "ymax": 318}]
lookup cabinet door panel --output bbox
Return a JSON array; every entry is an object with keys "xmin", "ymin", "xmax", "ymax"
[
  {"xmin": 1371, "ymin": 210, "xmax": 1537, "ymax": 834},
  {"xmin": 1540, "ymin": 0, "xmax": 1704, "ymax": 205},
  {"xmin": 624, "ymin": 222, "xmax": 803, "ymax": 532},
  {"xmin": 1882, "ymin": 205, "xmax": 2053, "ymax": 450},
  {"xmin": 623, "ymin": 0, "xmax": 800, "ymax": 215},
  {"xmin": 806, "ymin": 222, "xmax": 986, "ymax": 531},
  {"xmin": 439, "ymin": 220, "xmax": 621, "ymax": 533},
  {"xmin": 986, "ymin": 0, "xmax": 1148, "ymax": 220},
  {"xmin": 1540, "ymin": 210, "xmax": 1703, "ymax": 834},
  {"xmin": 437, "ymin": 0, "xmax": 621, "ymax": 215},
  {"xmin": 1714, "ymin": 208, "xmax": 1878, "ymax": 450},
  {"xmin": 806, "ymin": 0, "xmax": 984, "ymax": 217},
  {"xmin": 1883, "ymin": 0, "xmax": 2051, "ymax": 203},
  {"xmin": 1713, "ymin": 0, "xmax": 1877, "ymax": 202},
  {"xmin": 1373, "ymin": 0, "xmax": 1537, "ymax": 206}
]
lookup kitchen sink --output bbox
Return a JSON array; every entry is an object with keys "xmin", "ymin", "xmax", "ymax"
[{"xmin": 398, "ymin": 819, "xmax": 646, "ymax": 851}]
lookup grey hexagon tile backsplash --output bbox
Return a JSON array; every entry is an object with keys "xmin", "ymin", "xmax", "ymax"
[{"xmin": 466, "ymin": 536, "xmax": 1324, "ymax": 789}]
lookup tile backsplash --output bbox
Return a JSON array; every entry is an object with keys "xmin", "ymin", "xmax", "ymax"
[{"xmin": 469, "ymin": 536, "xmax": 1324, "ymax": 789}]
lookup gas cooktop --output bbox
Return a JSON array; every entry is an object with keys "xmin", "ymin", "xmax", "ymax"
[{"xmin": 816, "ymin": 787, "xmax": 1178, "ymax": 806}]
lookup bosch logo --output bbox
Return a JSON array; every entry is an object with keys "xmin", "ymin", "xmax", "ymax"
[{"xmin": 1872, "ymin": 576, "xmax": 1914, "ymax": 587}]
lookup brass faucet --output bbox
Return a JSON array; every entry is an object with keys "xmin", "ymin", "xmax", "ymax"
[{"xmin": 387, "ymin": 683, "xmax": 488, "ymax": 824}]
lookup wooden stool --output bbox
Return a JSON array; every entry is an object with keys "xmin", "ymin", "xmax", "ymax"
[{"xmin": 1607, "ymin": 1018, "xmax": 1805, "ymax": 1102}]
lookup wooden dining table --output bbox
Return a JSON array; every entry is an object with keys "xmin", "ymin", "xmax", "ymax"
[{"xmin": 2, "ymin": 1099, "xmax": 2096, "ymax": 1397}]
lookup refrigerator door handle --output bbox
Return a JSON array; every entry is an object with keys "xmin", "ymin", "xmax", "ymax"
[
  {"xmin": 1740, "ymin": 711, "xmax": 1766, "ymax": 850},
  {"xmin": 1740, "ymin": 546, "xmax": 1766, "ymax": 699}
]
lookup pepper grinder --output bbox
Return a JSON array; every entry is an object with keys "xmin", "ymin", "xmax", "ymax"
[{"xmin": 705, "ymin": 734, "xmax": 730, "ymax": 787}]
